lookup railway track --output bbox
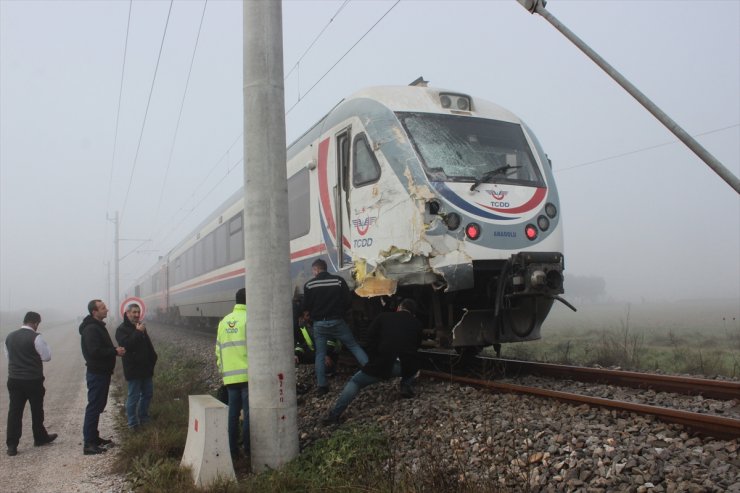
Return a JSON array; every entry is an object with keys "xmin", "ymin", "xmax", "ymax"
[{"xmin": 418, "ymin": 351, "xmax": 740, "ymax": 439}]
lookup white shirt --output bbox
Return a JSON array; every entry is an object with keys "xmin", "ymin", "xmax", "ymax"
[{"xmin": 3, "ymin": 325, "xmax": 51, "ymax": 362}]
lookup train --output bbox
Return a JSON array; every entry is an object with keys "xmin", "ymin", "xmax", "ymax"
[{"xmin": 128, "ymin": 80, "xmax": 573, "ymax": 352}]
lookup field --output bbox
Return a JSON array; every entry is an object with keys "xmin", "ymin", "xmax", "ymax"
[{"xmin": 496, "ymin": 298, "xmax": 740, "ymax": 378}]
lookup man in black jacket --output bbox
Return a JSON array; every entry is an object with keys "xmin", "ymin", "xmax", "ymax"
[
  {"xmin": 115, "ymin": 303, "xmax": 157, "ymax": 430},
  {"xmin": 301, "ymin": 259, "xmax": 367, "ymax": 395},
  {"xmin": 322, "ymin": 298, "xmax": 422, "ymax": 424},
  {"xmin": 79, "ymin": 299, "xmax": 125, "ymax": 455}
]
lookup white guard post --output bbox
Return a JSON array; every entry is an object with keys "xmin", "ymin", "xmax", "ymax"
[{"xmin": 180, "ymin": 395, "xmax": 236, "ymax": 487}]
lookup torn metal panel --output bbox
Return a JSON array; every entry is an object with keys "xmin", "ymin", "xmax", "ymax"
[{"xmin": 429, "ymin": 250, "xmax": 474, "ymax": 292}]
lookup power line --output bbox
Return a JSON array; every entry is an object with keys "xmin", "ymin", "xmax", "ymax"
[
  {"xmin": 285, "ymin": 0, "xmax": 401, "ymax": 116},
  {"xmin": 555, "ymin": 123, "xmax": 739, "ymax": 173},
  {"xmin": 106, "ymin": 0, "xmax": 133, "ymax": 216},
  {"xmin": 284, "ymin": 0, "xmax": 351, "ymax": 82},
  {"xmin": 148, "ymin": 131, "xmax": 242, "ymax": 248},
  {"xmin": 102, "ymin": 0, "xmax": 133, "ymax": 266},
  {"xmin": 153, "ymin": 0, "xmax": 208, "ymax": 227},
  {"xmin": 148, "ymin": 0, "xmax": 398, "ymax": 248},
  {"xmin": 120, "ymin": 0, "xmax": 174, "ymax": 223},
  {"xmin": 153, "ymin": 155, "xmax": 244, "ymax": 252}
]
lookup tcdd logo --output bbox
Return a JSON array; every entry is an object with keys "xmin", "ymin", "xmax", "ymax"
[
  {"xmin": 487, "ymin": 189, "xmax": 508, "ymax": 201},
  {"xmin": 352, "ymin": 208, "xmax": 378, "ymax": 236},
  {"xmin": 353, "ymin": 238, "xmax": 373, "ymax": 248},
  {"xmin": 226, "ymin": 320, "xmax": 239, "ymax": 334}
]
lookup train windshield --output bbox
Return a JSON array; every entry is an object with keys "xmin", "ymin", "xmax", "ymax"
[{"xmin": 398, "ymin": 113, "xmax": 544, "ymax": 187}]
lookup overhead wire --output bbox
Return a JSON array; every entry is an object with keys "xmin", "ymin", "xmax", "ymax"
[
  {"xmin": 283, "ymin": 0, "xmax": 351, "ymax": 82},
  {"xmin": 120, "ymin": 0, "xmax": 174, "ymax": 223},
  {"xmin": 285, "ymin": 0, "xmax": 401, "ymax": 116},
  {"xmin": 152, "ymin": 0, "xmax": 209, "ymax": 228},
  {"xmin": 105, "ymin": 0, "xmax": 133, "ymax": 217},
  {"xmin": 144, "ymin": 1, "xmax": 401, "ymax": 262},
  {"xmin": 102, "ymin": 0, "xmax": 133, "ymax": 268},
  {"xmin": 555, "ymin": 123, "xmax": 739, "ymax": 173},
  {"xmin": 153, "ymin": 155, "xmax": 244, "ymax": 252},
  {"xmin": 149, "ymin": 131, "xmax": 243, "ymax": 251}
]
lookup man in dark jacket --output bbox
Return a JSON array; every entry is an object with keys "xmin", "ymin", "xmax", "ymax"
[
  {"xmin": 115, "ymin": 303, "xmax": 157, "ymax": 430},
  {"xmin": 79, "ymin": 299, "xmax": 125, "ymax": 455},
  {"xmin": 5, "ymin": 311, "xmax": 57, "ymax": 456},
  {"xmin": 322, "ymin": 298, "xmax": 422, "ymax": 424},
  {"xmin": 301, "ymin": 258, "xmax": 367, "ymax": 395}
]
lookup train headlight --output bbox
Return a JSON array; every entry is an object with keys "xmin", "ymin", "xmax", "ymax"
[
  {"xmin": 545, "ymin": 202, "xmax": 557, "ymax": 218},
  {"xmin": 444, "ymin": 212, "xmax": 461, "ymax": 230},
  {"xmin": 439, "ymin": 93, "xmax": 471, "ymax": 112},
  {"xmin": 537, "ymin": 215, "xmax": 550, "ymax": 231},
  {"xmin": 531, "ymin": 270, "xmax": 546, "ymax": 287},
  {"xmin": 525, "ymin": 224, "xmax": 538, "ymax": 241},
  {"xmin": 465, "ymin": 223, "xmax": 481, "ymax": 240}
]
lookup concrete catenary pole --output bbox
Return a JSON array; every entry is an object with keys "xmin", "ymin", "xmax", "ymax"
[
  {"xmin": 516, "ymin": 0, "xmax": 740, "ymax": 195},
  {"xmin": 243, "ymin": 0, "xmax": 299, "ymax": 471},
  {"xmin": 113, "ymin": 211, "xmax": 120, "ymax": 320}
]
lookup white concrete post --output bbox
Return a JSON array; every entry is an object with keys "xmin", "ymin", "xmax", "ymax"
[
  {"xmin": 181, "ymin": 395, "xmax": 235, "ymax": 487},
  {"xmin": 243, "ymin": 0, "xmax": 299, "ymax": 471}
]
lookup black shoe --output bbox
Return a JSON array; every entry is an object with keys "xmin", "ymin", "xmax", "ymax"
[
  {"xmin": 7, "ymin": 445, "xmax": 18, "ymax": 456},
  {"xmin": 83, "ymin": 443, "xmax": 106, "ymax": 455},
  {"xmin": 95, "ymin": 437, "xmax": 114, "ymax": 447},
  {"xmin": 316, "ymin": 386, "xmax": 329, "ymax": 396},
  {"xmin": 400, "ymin": 386, "xmax": 415, "ymax": 399},
  {"xmin": 296, "ymin": 383, "xmax": 310, "ymax": 395},
  {"xmin": 34, "ymin": 433, "xmax": 58, "ymax": 446},
  {"xmin": 321, "ymin": 414, "xmax": 341, "ymax": 426}
]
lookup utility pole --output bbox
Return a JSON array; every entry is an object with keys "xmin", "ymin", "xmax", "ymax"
[
  {"xmin": 107, "ymin": 261, "xmax": 111, "ymax": 310},
  {"xmin": 243, "ymin": 0, "xmax": 298, "ymax": 471},
  {"xmin": 516, "ymin": 0, "xmax": 740, "ymax": 195},
  {"xmin": 107, "ymin": 211, "xmax": 120, "ymax": 323}
]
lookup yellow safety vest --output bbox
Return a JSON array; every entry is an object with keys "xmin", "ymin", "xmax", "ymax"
[
  {"xmin": 300, "ymin": 326, "xmax": 314, "ymax": 351},
  {"xmin": 215, "ymin": 304, "xmax": 248, "ymax": 385}
]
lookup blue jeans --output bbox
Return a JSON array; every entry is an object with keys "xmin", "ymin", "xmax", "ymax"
[
  {"xmin": 125, "ymin": 377, "xmax": 153, "ymax": 428},
  {"xmin": 83, "ymin": 372, "xmax": 111, "ymax": 444},
  {"xmin": 330, "ymin": 361, "xmax": 415, "ymax": 418},
  {"xmin": 227, "ymin": 384, "xmax": 249, "ymax": 455},
  {"xmin": 314, "ymin": 319, "xmax": 368, "ymax": 388}
]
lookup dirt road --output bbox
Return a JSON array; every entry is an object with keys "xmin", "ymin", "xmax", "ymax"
[{"xmin": 0, "ymin": 319, "xmax": 127, "ymax": 492}]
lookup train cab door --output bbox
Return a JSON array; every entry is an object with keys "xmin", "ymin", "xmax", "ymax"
[{"xmin": 335, "ymin": 127, "xmax": 352, "ymax": 269}]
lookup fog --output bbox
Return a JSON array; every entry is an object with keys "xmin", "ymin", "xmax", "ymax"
[{"xmin": 1, "ymin": 1, "xmax": 738, "ymax": 325}]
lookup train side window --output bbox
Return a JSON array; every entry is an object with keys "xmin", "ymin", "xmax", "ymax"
[
  {"xmin": 194, "ymin": 240, "xmax": 204, "ymax": 277},
  {"xmin": 228, "ymin": 213, "xmax": 244, "ymax": 263},
  {"xmin": 353, "ymin": 134, "xmax": 380, "ymax": 187},
  {"xmin": 215, "ymin": 223, "xmax": 228, "ymax": 268},
  {"xmin": 186, "ymin": 247, "xmax": 195, "ymax": 281},
  {"xmin": 174, "ymin": 256, "xmax": 182, "ymax": 284},
  {"xmin": 204, "ymin": 231, "xmax": 216, "ymax": 273},
  {"xmin": 288, "ymin": 168, "xmax": 310, "ymax": 240}
]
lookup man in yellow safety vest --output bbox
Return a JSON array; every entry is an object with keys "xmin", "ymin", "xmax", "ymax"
[{"xmin": 215, "ymin": 288, "xmax": 249, "ymax": 459}]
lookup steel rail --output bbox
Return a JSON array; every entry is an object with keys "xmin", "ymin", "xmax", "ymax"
[
  {"xmin": 422, "ymin": 370, "xmax": 740, "ymax": 440},
  {"xmin": 491, "ymin": 358, "xmax": 740, "ymax": 401}
]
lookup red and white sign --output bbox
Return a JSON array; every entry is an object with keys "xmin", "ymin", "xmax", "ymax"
[{"xmin": 120, "ymin": 297, "xmax": 147, "ymax": 320}]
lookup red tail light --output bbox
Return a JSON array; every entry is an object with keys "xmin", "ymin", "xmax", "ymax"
[
  {"xmin": 525, "ymin": 224, "xmax": 538, "ymax": 241},
  {"xmin": 465, "ymin": 223, "xmax": 481, "ymax": 240}
]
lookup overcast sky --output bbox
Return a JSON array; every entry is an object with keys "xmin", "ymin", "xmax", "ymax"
[{"xmin": 1, "ymin": 0, "xmax": 738, "ymax": 320}]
